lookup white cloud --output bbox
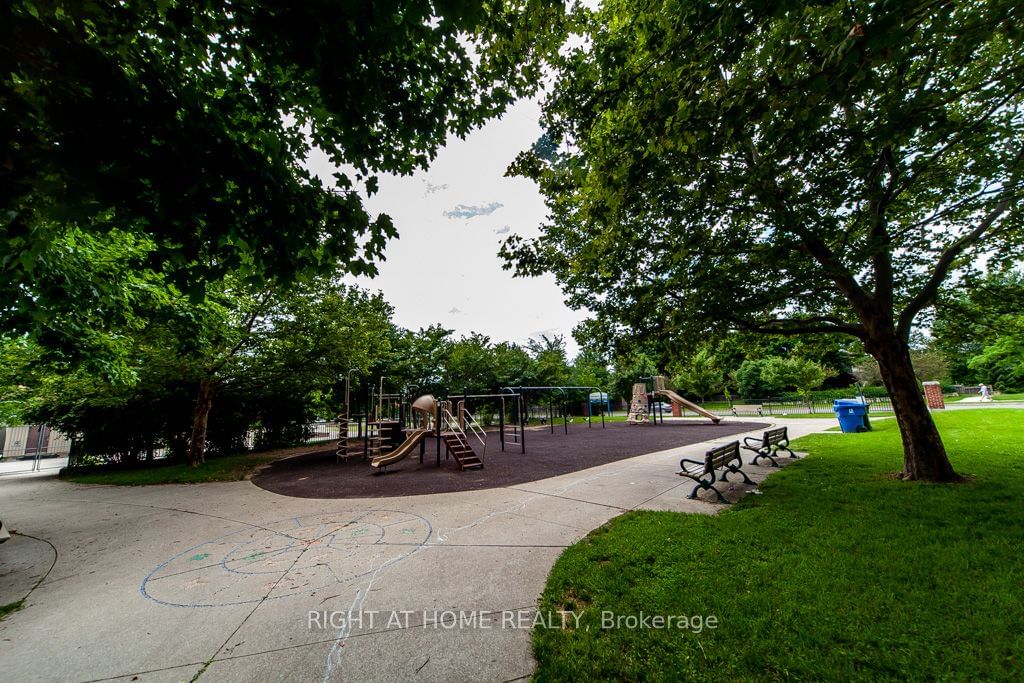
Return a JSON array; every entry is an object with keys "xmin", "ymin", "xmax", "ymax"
[
  {"xmin": 494, "ymin": 225, "xmax": 511, "ymax": 235},
  {"xmin": 423, "ymin": 180, "xmax": 449, "ymax": 196},
  {"xmin": 443, "ymin": 201, "xmax": 504, "ymax": 219}
]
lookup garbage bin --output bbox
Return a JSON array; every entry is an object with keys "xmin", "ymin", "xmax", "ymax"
[{"xmin": 833, "ymin": 399, "xmax": 869, "ymax": 433}]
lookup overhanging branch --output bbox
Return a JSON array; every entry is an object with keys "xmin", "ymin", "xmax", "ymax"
[{"xmin": 727, "ymin": 315, "xmax": 865, "ymax": 339}]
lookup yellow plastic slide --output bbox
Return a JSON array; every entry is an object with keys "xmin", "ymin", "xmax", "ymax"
[
  {"xmin": 370, "ymin": 429, "xmax": 431, "ymax": 469},
  {"xmin": 655, "ymin": 389, "xmax": 722, "ymax": 424}
]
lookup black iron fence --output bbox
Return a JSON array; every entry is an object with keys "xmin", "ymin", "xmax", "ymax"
[{"xmin": 64, "ymin": 419, "xmax": 349, "ymax": 469}]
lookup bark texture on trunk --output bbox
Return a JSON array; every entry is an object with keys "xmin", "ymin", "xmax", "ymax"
[
  {"xmin": 864, "ymin": 329, "xmax": 959, "ymax": 482},
  {"xmin": 187, "ymin": 378, "xmax": 214, "ymax": 468}
]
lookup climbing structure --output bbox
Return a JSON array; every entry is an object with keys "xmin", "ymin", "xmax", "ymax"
[
  {"xmin": 626, "ymin": 383, "xmax": 649, "ymax": 424},
  {"xmin": 336, "ymin": 373, "xmax": 353, "ymax": 462},
  {"xmin": 651, "ymin": 375, "xmax": 722, "ymax": 424},
  {"xmin": 370, "ymin": 394, "xmax": 435, "ymax": 471},
  {"xmin": 336, "ymin": 373, "xmax": 384, "ymax": 462}
]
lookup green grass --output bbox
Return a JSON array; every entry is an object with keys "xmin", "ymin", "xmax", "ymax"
[
  {"xmin": 532, "ymin": 409, "xmax": 1024, "ymax": 681},
  {"xmin": 0, "ymin": 600, "xmax": 24, "ymax": 621},
  {"xmin": 62, "ymin": 452, "xmax": 283, "ymax": 485},
  {"xmin": 994, "ymin": 393, "xmax": 1024, "ymax": 401}
]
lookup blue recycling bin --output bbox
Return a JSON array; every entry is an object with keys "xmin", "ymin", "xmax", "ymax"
[{"xmin": 833, "ymin": 399, "xmax": 869, "ymax": 433}]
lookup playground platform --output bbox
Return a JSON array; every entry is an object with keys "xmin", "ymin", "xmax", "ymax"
[{"xmin": 252, "ymin": 419, "xmax": 768, "ymax": 499}]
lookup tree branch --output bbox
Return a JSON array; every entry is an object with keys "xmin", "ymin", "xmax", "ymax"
[
  {"xmin": 726, "ymin": 315, "xmax": 865, "ymax": 339},
  {"xmin": 897, "ymin": 193, "xmax": 1015, "ymax": 338},
  {"xmin": 210, "ymin": 289, "xmax": 275, "ymax": 375}
]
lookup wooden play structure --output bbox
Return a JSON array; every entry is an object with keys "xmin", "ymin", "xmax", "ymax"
[
  {"xmin": 652, "ymin": 375, "xmax": 722, "ymax": 424},
  {"xmin": 626, "ymin": 383, "xmax": 649, "ymax": 424},
  {"xmin": 335, "ymin": 376, "xmax": 506, "ymax": 473},
  {"xmin": 628, "ymin": 376, "xmax": 722, "ymax": 425},
  {"xmin": 334, "ymin": 378, "xmax": 620, "ymax": 475},
  {"xmin": 369, "ymin": 394, "xmax": 435, "ymax": 471}
]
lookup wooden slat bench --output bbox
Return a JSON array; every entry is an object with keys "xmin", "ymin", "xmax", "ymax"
[
  {"xmin": 678, "ymin": 441, "xmax": 754, "ymax": 504},
  {"xmin": 741, "ymin": 426, "xmax": 797, "ymax": 467}
]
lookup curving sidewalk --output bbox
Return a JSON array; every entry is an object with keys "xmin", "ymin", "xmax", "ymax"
[{"xmin": 0, "ymin": 418, "xmax": 834, "ymax": 682}]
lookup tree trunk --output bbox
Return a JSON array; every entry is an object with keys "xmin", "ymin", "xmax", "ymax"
[
  {"xmin": 187, "ymin": 378, "xmax": 214, "ymax": 467},
  {"xmin": 864, "ymin": 329, "xmax": 959, "ymax": 482}
]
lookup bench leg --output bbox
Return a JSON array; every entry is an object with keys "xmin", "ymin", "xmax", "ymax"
[
  {"xmin": 751, "ymin": 449, "xmax": 779, "ymax": 467},
  {"xmin": 693, "ymin": 481, "xmax": 730, "ymax": 504},
  {"xmin": 778, "ymin": 444, "xmax": 797, "ymax": 458},
  {"xmin": 685, "ymin": 475, "xmax": 729, "ymax": 504},
  {"xmin": 722, "ymin": 466, "xmax": 755, "ymax": 486}
]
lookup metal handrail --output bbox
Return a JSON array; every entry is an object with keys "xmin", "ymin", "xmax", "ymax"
[
  {"xmin": 461, "ymin": 408, "xmax": 487, "ymax": 459},
  {"xmin": 440, "ymin": 405, "xmax": 483, "ymax": 458},
  {"xmin": 440, "ymin": 406, "xmax": 464, "ymax": 440}
]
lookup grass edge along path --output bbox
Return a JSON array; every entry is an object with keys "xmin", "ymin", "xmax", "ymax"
[{"xmin": 531, "ymin": 409, "xmax": 1024, "ymax": 681}]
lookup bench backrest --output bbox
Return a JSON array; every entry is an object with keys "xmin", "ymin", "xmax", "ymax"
[
  {"xmin": 706, "ymin": 441, "xmax": 740, "ymax": 471},
  {"xmin": 764, "ymin": 426, "xmax": 788, "ymax": 446}
]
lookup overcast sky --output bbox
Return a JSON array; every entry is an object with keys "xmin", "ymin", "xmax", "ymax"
[{"xmin": 308, "ymin": 98, "xmax": 589, "ymax": 357}]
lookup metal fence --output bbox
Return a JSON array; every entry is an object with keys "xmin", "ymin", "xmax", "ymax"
[
  {"xmin": 57, "ymin": 420, "xmax": 348, "ymax": 470},
  {"xmin": 242, "ymin": 420, "xmax": 343, "ymax": 450},
  {"xmin": 0, "ymin": 448, "xmax": 71, "ymax": 476},
  {"xmin": 704, "ymin": 395, "xmax": 895, "ymax": 417}
]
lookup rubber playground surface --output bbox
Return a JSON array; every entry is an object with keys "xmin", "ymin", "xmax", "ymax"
[{"xmin": 252, "ymin": 419, "xmax": 769, "ymax": 498}]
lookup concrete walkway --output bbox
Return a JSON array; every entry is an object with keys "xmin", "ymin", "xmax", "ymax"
[{"xmin": 0, "ymin": 419, "xmax": 833, "ymax": 682}]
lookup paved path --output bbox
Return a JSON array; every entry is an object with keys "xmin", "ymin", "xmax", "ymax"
[{"xmin": 0, "ymin": 419, "xmax": 833, "ymax": 682}]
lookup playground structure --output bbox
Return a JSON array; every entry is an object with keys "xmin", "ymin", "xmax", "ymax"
[
  {"xmin": 368, "ymin": 394, "xmax": 434, "ymax": 471},
  {"xmin": 330, "ymin": 376, "xmax": 624, "ymax": 475},
  {"xmin": 334, "ymin": 376, "xmax": 541, "ymax": 474},
  {"xmin": 627, "ymin": 376, "xmax": 722, "ymax": 425},
  {"xmin": 627, "ymin": 383, "xmax": 650, "ymax": 424}
]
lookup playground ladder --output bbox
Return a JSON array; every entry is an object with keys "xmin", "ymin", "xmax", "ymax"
[
  {"xmin": 364, "ymin": 421, "xmax": 383, "ymax": 460},
  {"xmin": 335, "ymin": 417, "xmax": 350, "ymax": 462},
  {"xmin": 501, "ymin": 419, "xmax": 520, "ymax": 446},
  {"xmin": 440, "ymin": 406, "xmax": 483, "ymax": 470},
  {"xmin": 338, "ymin": 417, "xmax": 382, "ymax": 461},
  {"xmin": 503, "ymin": 422, "xmax": 520, "ymax": 444}
]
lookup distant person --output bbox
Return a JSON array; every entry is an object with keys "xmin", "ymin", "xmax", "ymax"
[{"xmin": 979, "ymin": 383, "xmax": 991, "ymax": 401}]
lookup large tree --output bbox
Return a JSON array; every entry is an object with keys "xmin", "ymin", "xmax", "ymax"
[
  {"xmin": 503, "ymin": 0, "xmax": 1024, "ymax": 481},
  {"xmin": 1, "ymin": 0, "xmax": 557, "ymax": 349},
  {"xmin": 10, "ymin": 276, "xmax": 394, "ymax": 466}
]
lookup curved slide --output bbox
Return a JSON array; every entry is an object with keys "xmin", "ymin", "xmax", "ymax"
[
  {"xmin": 655, "ymin": 389, "xmax": 722, "ymax": 424},
  {"xmin": 371, "ymin": 429, "xmax": 431, "ymax": 470}
]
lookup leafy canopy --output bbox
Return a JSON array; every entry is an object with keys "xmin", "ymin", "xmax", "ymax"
[
  {"xmin": 503, "ymin": 0, "xmax": 1024, "ymax": 345},
  {"xmin": 2, "ymin": 0, "xmax": 562, "ymax": 345}
]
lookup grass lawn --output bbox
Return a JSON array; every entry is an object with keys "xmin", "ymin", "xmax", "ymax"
[
  {"xmin": 532, "ymin": 409, "xmax": 1024, "ymax": 681},
  {"xmin": 62, "ymin": 452, "xmax": 286, "ymax": 485},
  {"xmin": 994, "ymin": 393, "xmax": 1024, "ymax": 401}
]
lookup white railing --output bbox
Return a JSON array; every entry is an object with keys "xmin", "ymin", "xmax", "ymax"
[
  {"xmin": 440, "ymin": 405, "xmax": 477, "ymax": 458},
  {"xmin": 460, "ymin": 407, "xmax": 487, "ymax": 458}
]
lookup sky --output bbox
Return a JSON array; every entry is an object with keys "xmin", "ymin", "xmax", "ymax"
[{"xmin": 307, "ymin": 98, "xmax": 589, "ymax": 357}]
